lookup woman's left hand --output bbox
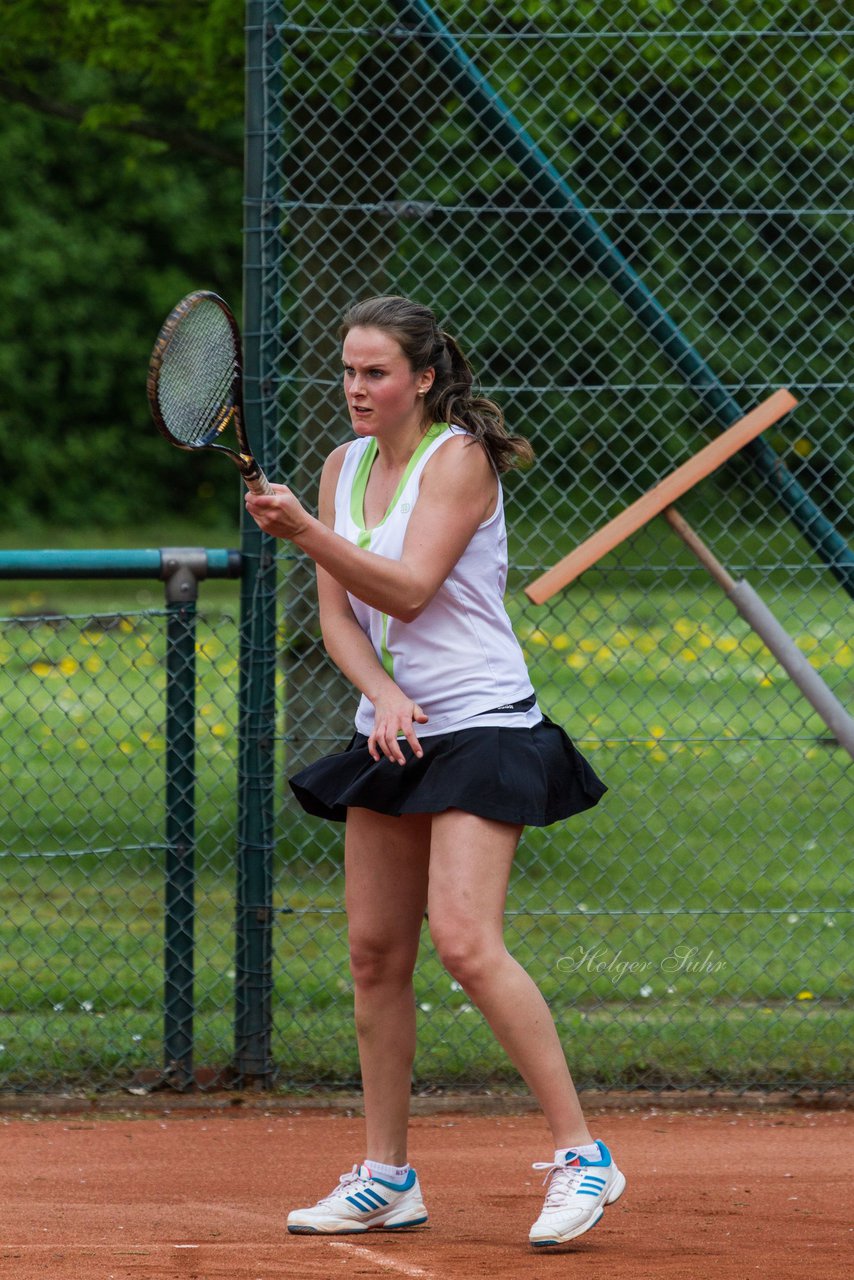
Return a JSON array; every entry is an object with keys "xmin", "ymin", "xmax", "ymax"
[{"xmin": 244, "ymin": 484, "xmax": 311, "ymax": 541}]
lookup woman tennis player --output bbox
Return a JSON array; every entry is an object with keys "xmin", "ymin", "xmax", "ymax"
[{"xmin": 245, "ymin": 295, "xmax": 626, "ymax": 1248}]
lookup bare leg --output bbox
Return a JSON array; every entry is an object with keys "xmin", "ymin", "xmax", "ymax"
[
  {"xmin": 345, "ymin": 807, "xmax": 431, "ymax": 1165},
  {"xmin": 427, "ymin": 810, "xmax": 593, "ymax": 1149}
]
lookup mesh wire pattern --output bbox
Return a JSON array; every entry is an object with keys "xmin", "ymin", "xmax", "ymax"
[
  {"xmin": 0, "ymin": 1, "xmax": 851, "ymax": 1097},
  {"xmin": 0, "ymin": 604, "xmax": 240, "ymax": 1093},
  {"xmin": 256, "ymin": 0, "xmax": 853, "ymax": 1095}
]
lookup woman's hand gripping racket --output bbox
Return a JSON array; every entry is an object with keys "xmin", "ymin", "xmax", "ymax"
[{"xmin": 147, "ymin": 290, "xmax": 274, "ymax": 495}]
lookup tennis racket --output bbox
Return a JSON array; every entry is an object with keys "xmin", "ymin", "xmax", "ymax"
[{"xmin": 147, "ymin": 290, "xmax": 274, "ymax": 495}]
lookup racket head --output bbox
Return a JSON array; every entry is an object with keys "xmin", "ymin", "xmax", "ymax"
[
  {"xmin": 147, "ymin": 290, "xmax": 274, "ymax": 495},
  {"xmin": 147, "ymin": 290, "xmax": 244, "ymax": 452}
]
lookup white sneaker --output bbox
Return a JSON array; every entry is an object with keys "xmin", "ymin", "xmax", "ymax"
[
  {"xmin": 529, "ymin": 1140, "xmax": 626, "ymax": 1247},
  {"xmin": 287, "ymin": 1163, "xmax": 428, "ymax": 1235}
]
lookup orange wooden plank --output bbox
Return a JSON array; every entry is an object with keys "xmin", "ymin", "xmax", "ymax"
[{"xmin": 524, "ymin": 388, "xmax": 797, "ymax": 604}]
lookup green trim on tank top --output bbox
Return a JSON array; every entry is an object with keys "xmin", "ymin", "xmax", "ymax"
[
  {"xmin": 380, "ymin": 612, "xmax": 394, "ymax": 678},
  {"xmin": 350, "ymin": 423, "xmax": 448, "ymax": 550}
]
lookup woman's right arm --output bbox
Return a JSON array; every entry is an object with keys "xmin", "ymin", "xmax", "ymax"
[{"xmin": 315, "ymin": 446, "xmax": 427, "ymax": 764}]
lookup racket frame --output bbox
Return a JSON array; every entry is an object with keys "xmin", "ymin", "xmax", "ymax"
[{"xmin": 147, "ymin": 290, "xmax": 273, "ymax": 495}]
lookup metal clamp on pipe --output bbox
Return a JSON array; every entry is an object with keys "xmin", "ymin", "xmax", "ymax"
[{"xmin": 159, "ymin": 548, "xmax": 211, "ymax": 605}]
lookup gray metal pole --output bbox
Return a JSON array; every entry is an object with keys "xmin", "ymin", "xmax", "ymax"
[
  {"xmin": 663, "ymin": 509, "xmax": 854, "ymax": 761},
  {"xmin": 726, "ymin": 578, "xmax": 854, "ymax": 761}
]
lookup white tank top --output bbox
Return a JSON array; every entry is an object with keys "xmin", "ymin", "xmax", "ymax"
[{"xmin": 334, "ymin": 423, "xmax": 540, "ymax": 737}]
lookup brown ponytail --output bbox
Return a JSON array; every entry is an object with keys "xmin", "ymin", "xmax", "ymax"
[{"xmin": 340, "ymin": 296, "xmax": 533, "ymax": 474}]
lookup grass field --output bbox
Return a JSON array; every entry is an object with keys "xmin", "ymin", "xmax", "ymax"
[{"xmin": 0, "ymin": 516, "xmax": 851, "ymax": 1094}]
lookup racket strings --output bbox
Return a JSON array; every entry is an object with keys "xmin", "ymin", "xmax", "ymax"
[{"xmin": 156, "ymin": 301, "xmax": 239, "ymax": 447}]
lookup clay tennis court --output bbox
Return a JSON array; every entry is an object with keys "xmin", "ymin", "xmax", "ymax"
[{"xmin": 1, "ymin": 1097, "xmax": 849, "ymax": 1279}]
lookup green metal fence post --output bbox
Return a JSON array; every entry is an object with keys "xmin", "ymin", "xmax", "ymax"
[
  {"xmin": 234, "ymin": 0, "xmax": 278, "ymax": 1084},
  {"xmin": 160, "ymin": 549, "xmax": 208, "ymax": 1089},
  {"xmin": 233, "ymin": 537, "xmax": 277, "ymax": 1084}
]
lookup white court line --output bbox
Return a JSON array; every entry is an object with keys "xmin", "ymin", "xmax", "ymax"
[{"xmin": 329, "ymin": 1240, "xmax": 434, "ymax": 1278}]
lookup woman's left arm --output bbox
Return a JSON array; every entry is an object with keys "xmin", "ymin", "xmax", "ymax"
[{"xmin": 244, "ymin": 435, "xmax": 495, "ymax": 623}]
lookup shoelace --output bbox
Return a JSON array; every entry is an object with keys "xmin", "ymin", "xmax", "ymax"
[
  {"xmin": 319, "ymin": 1164, "xmax": 372, "ymax": 1204},
  {"xmin": 531, "ymin": 1160, "xmax": 588, "ymax": 1207}
]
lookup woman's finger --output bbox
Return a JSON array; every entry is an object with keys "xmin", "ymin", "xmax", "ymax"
[
  {"xmin": 383, "ymin": 729, "xmax": 406, "ymax": 766},
  {"xmin": 401, "ymin": 723, "xmax": 424, "ymax": 759},
  {"xmin": 376, "ymin": 723, "xmax": 406, "ymax": 766}
]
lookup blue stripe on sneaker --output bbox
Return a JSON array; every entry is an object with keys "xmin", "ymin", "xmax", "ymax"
[
  {"xmin": 359, "ymin": 1188, "xmax": 389, "ymax": 1208},
  {"xmin": 577, "ymin": 1176, "xmax": 607, "ymax": 1197},
  {"xmin": 346, "ymin": 1192, "xmax": 382, "ymax": 1212}
]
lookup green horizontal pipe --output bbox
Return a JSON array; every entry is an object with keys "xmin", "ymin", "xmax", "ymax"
[
  {"xmin": 0, "ymin": 549, "xmax": 241, "ymax": 580},
  {"xmin": 393, "ymin": 0, "xmax": 854, "ymax": 598}
]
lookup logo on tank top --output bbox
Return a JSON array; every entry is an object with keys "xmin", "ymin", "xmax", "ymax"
[{"xmin": 400, "ymin": 502, "xmax": 411, "ymax": 513}]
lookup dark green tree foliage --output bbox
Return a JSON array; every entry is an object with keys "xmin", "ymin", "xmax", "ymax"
[
  {"xmin": 0, "ymin": 101, "xmax": 242, "ymax": 528},
  {"xmin": 0, "ymin": 2, "xmax": 244, "ymax": 530},
  {"xmin": 1, "ymin": 0, "xmax": 243, "ymax": 145}
]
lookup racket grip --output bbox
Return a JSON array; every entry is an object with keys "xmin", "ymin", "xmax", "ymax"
[{"xmin": 243, "ymin": 469, "xmax": 275, "ymax": 496}]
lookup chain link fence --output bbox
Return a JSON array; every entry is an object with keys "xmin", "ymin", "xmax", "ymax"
[
  {"xmin": 1, "ymin": 1, "xmax": 851, "ymax": 1097},
  {"xmin": 0, "ymin": 595, "xmax": 242, "ymax": 1092},
  {"xmin": 264, "ymin": 0, "xmax": 853, "ymax": 1096}
]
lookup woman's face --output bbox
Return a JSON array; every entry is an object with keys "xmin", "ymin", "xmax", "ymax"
[{"xmin": 342, "ymin": 326, "xmax": 433, "ymax": 441}]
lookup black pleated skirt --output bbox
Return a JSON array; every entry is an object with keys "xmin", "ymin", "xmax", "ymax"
[{"xmin": 288, "ymin": 716, "xmax": 607, "ymax": 827}]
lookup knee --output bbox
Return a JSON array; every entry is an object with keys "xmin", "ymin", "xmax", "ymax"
[
  {"xmin": 348, "ymin": 935, "xmax": 415, "ymax": 991},
  {"xmin": 429, "ymin": 921, "xmax": 498, "ymax": 990}
]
